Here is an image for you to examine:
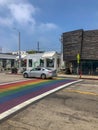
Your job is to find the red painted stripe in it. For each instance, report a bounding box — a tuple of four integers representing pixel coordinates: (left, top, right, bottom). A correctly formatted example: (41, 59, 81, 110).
(0, 79, 42, 89)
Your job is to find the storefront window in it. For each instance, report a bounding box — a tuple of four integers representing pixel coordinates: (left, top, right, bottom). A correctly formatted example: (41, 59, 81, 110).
(46, 58, 54, 67)
(71, 60, 98, 75)
(40, 59, 44, 67)
(81, 60, 98, 75)
(29, 59, 32, 67)
(57, 58, 60, 67)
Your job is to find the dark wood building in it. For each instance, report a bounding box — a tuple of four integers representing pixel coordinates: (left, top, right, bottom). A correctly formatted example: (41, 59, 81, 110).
(82, 30, 98, 60)
(62, 29, 98, 75)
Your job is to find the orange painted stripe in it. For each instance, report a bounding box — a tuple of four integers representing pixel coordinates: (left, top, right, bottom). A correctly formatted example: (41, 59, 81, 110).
(0, 79, 49, 93)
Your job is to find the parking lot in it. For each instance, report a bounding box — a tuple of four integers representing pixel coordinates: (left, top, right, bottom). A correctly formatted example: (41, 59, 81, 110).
(0, 73, 98, 130)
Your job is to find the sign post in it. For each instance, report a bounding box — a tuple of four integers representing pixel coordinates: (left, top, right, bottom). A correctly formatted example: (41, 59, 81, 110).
(77, 53, 80, 64)
(77, 53, 81, 78)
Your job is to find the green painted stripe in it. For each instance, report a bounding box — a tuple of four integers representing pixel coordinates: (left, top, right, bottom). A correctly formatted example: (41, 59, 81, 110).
(0, 79, 57, 98)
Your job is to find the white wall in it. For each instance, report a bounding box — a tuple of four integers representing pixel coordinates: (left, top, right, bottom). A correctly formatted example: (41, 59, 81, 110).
(26, 53, 43, 70)
(25, 52, 61, 71)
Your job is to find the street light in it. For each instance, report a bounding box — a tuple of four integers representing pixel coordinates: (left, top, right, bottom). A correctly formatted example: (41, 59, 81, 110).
(13, 28, 21, 72)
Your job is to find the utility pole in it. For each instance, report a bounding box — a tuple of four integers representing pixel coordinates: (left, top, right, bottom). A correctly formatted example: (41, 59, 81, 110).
(18, 31, 21, 72)
(37, 41, 39, 52)
(14, 28, 21, 72)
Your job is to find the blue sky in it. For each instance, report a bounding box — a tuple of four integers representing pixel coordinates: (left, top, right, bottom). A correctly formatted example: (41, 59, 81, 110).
(0, 0, 98, 53)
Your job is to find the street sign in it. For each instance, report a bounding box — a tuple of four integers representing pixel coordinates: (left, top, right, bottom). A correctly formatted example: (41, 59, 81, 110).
(77, 53, 80, 64)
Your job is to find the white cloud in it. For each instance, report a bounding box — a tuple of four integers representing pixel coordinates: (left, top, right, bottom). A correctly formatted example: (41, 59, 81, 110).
(0, 0, 25, 6)
(0, 17, 13, 26)
(0, 0, 10, 5)
(0, 0, 59, 52)
(8, 3, 36, 25)
(0, 0, 16, 6)
(39, 23, 58, 32)
(0, 0, 58, 31)
(0, 0, 37, 26)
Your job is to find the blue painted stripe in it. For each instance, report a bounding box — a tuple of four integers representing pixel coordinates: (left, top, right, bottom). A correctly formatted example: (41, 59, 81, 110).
(0, 79, 70, 104)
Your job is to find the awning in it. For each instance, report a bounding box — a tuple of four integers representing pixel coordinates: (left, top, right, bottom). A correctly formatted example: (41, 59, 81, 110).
(42, 51, 56, 58)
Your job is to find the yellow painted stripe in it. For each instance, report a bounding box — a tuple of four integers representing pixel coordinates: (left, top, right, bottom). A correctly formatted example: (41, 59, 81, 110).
(0, 78, 60, 93)
(65, 89, 98, 96)
(0, 80, 49, 93)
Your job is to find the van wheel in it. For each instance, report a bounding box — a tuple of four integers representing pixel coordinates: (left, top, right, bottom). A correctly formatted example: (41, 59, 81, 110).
(41, 74, 46, 79)
(23, 73, 28, 78)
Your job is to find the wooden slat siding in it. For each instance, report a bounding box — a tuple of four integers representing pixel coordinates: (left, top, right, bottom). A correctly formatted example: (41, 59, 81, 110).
(82, 30, 98, 60)
(63, 29, 98, 61)
(63, 29, 83, 61)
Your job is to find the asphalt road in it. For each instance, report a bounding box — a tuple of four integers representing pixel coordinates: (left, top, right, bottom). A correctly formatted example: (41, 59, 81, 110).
(0, 75, 98, 130)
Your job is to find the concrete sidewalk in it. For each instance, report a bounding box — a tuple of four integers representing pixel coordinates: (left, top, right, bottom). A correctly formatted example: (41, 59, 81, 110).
(0, 72, 98, 84)
(58, 73, 98, 80)
(0, 72, 24, 83)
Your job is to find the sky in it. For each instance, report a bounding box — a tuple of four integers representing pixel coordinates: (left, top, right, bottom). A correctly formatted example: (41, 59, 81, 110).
(0, 0, 98, 53)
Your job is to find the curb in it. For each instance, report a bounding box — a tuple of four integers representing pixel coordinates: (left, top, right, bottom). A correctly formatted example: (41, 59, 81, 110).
(58, 74, 98, 80)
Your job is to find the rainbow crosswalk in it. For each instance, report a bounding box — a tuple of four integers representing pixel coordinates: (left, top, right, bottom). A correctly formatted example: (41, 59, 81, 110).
(0, 78, 80, 120)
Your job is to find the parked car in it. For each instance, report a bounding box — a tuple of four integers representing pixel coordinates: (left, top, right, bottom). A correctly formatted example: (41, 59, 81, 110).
(23, 67, 57, 79)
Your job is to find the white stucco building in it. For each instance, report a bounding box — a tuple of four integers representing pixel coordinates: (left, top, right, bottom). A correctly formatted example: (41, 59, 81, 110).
(23, 51, 61, 71)
(0, 51, 61, 72)
(0, 53, 17, 71)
